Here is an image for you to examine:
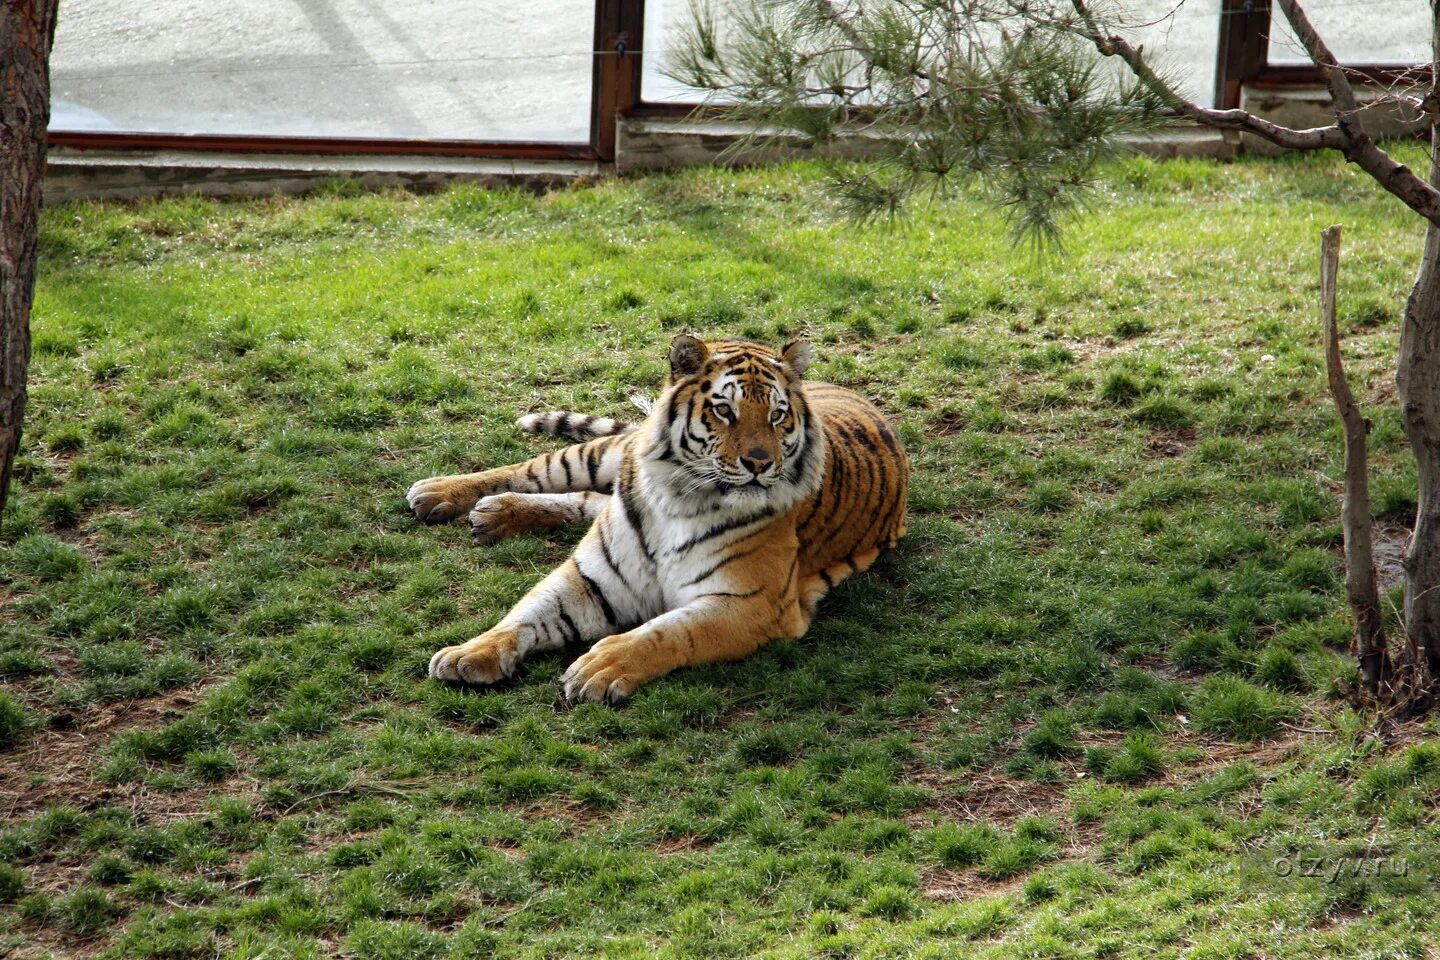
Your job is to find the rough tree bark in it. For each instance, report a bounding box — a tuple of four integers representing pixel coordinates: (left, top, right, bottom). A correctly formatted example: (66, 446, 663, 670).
(1397, 134, 1440, 677)
(0, 0, 61, 518)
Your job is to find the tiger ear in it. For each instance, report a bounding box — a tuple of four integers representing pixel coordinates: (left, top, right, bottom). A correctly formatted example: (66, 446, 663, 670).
(781, 339, 813, 377)
(669, 334, 708, 377)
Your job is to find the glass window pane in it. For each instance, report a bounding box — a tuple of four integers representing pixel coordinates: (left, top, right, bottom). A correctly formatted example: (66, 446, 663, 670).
(50, 0, 595, 142)
(641, 0, 704, 104)
(1268, 1, 1429, 65)
(642, 0, 1221, 108)
(1112, 0, 1221, 108)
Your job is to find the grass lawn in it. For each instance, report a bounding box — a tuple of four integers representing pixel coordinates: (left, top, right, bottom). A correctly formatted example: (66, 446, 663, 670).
(3, 150, 1440, 959)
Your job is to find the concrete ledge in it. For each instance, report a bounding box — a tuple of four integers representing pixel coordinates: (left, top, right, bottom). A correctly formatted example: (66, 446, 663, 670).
(1126, 128, 1238, 160)
(615, 118, 890, 173)
(617, 118, 1235, 173)
(44, 148, 601, 203)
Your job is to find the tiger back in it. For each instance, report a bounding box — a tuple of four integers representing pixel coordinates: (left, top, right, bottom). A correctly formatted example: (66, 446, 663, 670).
(793, 382, 909, 587)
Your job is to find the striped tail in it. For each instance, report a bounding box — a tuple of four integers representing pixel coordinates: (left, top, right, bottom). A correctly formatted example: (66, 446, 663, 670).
(516, 410, 636, 442)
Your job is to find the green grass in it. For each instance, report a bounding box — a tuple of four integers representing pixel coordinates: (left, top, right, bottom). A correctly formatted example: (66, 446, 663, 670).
(3, 150, 1440, 957)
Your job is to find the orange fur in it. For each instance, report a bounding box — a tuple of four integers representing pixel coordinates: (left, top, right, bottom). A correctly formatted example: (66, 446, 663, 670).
(410, 337, 909, 702)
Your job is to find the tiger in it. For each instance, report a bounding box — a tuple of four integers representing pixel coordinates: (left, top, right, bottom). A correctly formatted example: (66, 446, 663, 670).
(406, 335, 909, 704)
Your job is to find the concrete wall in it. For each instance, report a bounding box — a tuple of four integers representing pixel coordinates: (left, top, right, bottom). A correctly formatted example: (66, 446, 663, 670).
(43, 150, 596, 204)
(612, 119, 891, 174)
(44, 121, 1240, 204)
(614, 119, 1236, 175)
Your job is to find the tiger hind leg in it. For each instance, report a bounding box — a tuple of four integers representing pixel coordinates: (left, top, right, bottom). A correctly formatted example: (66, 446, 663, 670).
(470, 491, 609, 544)
(798, 547, 881, 620)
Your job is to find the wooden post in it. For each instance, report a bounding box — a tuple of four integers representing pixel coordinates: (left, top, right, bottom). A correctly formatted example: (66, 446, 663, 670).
(592, 0, 646, 162)
(1213, 0, 1271, 110)
(1321, 225, 1394, 697)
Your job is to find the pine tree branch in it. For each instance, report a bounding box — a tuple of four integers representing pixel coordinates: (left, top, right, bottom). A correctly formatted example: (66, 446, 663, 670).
(810, 0, 930, 80)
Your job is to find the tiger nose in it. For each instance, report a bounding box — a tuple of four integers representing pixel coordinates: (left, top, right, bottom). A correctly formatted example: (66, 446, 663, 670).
(740, 447, 774, 475)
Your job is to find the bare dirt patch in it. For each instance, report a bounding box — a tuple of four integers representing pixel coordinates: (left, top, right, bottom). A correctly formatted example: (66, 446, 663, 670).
(905, 722, 1320, 903)
(0, 682, 235, 822)
(0, 682, 259, 960)
(1367, 375, 1398, 407)
(908, 764, 1103, 904)
(4, 928, 109, 960)
(1145, 426, 1196, 458)
(926, 408, 969, 436)
(654, 835, 707, 856)
(50, 525, 104, 557)
(1373, 525, 1411, 596)
(921, 866, 1028, 903)
(911, 767, 1071, 827)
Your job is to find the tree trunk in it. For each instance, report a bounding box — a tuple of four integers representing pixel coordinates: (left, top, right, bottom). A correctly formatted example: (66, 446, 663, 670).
(1397, 6, 1440, 677)
(0, 0, 61, 520)
(1399, 195, 1440, 676)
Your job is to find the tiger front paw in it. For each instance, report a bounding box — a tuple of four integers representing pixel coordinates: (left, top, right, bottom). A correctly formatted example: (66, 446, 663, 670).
(429, 627, 522, 685)
(470, 493, 539, 544)
(561, 635, 655, 705)
(407, 476, 478, 524)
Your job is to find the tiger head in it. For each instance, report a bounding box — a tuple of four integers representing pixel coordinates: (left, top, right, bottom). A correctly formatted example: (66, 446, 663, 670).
(647, 335, 824, 509)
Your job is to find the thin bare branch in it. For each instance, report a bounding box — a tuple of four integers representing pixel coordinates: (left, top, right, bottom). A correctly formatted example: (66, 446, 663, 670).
(1321, 225, 1393, 697)
(1271, 0, 1440, 225)
(1272, 0, 1361, 124)
(1045, 0, 1440, 224)
(1058, 0, 1344, 150)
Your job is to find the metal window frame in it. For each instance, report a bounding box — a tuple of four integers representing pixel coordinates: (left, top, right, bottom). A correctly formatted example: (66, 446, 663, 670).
(46, 0, 652, 163)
